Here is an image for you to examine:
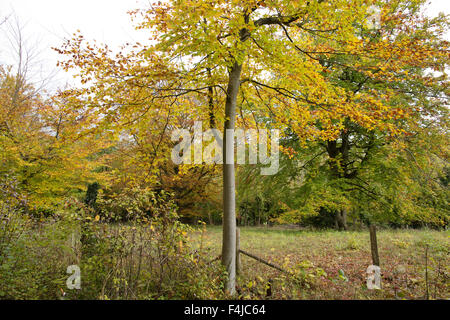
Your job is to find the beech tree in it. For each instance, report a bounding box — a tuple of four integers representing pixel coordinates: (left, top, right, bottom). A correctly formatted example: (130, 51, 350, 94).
(132, 0, 389, 294)
(56, 0, 448, 294)
(0, 21, 105, 211)
(238, 1, 449, 230)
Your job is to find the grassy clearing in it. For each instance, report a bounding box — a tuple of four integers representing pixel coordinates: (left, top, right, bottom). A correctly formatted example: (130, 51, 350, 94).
(3, 216, 447, 300)
(189, 226, 449, 300)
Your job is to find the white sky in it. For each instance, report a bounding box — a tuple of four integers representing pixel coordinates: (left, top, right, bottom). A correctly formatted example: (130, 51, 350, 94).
(0, 0, 449, 91)
(0, 0, 150, 90)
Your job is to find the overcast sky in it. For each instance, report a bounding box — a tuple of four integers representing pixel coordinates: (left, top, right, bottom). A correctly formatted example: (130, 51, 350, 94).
(1, 0, 449, 91)
(0, 0, 150, 90)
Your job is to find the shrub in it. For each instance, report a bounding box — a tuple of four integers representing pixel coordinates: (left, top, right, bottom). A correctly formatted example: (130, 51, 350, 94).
(70, 201, 226, 299)
(1, 186, 225, 300)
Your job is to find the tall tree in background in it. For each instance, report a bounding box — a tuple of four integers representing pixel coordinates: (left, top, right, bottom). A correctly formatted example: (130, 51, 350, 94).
(238, 2, 449, 230)
(0, 20, 106, 211)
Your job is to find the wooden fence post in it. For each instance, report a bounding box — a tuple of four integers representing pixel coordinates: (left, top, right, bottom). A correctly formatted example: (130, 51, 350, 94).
(425, 245, 429, 300)
(369, 224, 380, 266)
(236, 228, 241, 275)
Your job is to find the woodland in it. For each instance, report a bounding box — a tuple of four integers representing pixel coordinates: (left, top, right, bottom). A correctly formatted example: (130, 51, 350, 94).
(0, 0, 448, 300)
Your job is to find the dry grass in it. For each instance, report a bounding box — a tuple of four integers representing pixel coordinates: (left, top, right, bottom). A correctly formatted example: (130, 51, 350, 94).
(189, 226, 450, 300)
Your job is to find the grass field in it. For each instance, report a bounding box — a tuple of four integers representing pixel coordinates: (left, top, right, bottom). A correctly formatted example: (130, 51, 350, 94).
(190, 226, 449, 300)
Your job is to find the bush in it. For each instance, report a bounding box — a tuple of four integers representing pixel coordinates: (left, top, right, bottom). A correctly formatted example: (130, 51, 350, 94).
(301, 207, 336, 229)
(0, 209, 76, 298)
(72, 209, 226, 300)
(0, 187, 225, 300)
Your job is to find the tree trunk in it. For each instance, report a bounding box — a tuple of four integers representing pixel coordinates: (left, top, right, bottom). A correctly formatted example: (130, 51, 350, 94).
(341, 208, 348, 230)
(236, 228, 241, 275)
(369, 224, 380, 266)
(257, 203, 261, 226)
(222, 61, 242, 295)
(335, 209, 348, 231)
(207, 209, 213, 225)
(335, 210, 341, 230)
(207, 67, 216, 128)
